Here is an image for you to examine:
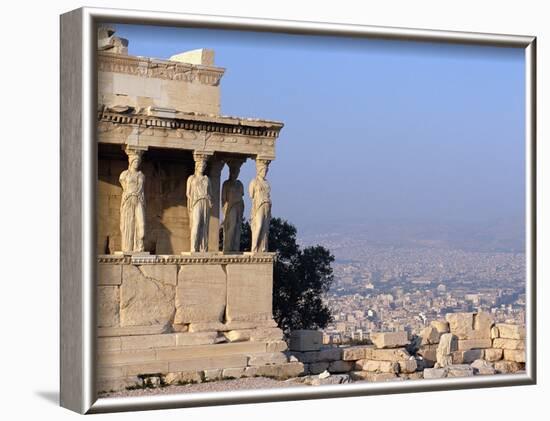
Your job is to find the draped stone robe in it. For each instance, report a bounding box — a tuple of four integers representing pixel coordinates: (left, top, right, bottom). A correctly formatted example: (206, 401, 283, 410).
(222, 179, 244, 252)
(119, 169, 146, 252)
(249, 177, 271, 253)
(187, 173, 212, 252)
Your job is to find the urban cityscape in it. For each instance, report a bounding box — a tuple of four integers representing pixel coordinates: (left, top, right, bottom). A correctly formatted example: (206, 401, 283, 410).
(299, 225, 526, 345)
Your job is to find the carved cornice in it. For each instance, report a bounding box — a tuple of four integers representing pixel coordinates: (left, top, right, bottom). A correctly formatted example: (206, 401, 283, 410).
(97, 253, 276, 265)
(98, 109, 283, 138)
(98, 52, 225, 86)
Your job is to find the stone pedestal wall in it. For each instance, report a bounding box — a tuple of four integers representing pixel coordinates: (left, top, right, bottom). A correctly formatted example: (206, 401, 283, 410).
(96, 254, 301, 392)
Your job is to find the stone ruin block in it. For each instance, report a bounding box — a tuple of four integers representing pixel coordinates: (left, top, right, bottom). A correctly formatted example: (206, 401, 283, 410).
(175, 264, 226, 324)
(289, 330, 323, 352)
(370, 331, 409, 349)
(120, 265, 175, 327)
(445, 312, 494, 340)
(225, 263, 273, 322)
(496, 324, 526, 340)
(98, 286, 120, 328)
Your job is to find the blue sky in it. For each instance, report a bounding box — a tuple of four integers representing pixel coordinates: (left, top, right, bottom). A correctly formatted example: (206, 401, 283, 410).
(111, 24, 525, 239)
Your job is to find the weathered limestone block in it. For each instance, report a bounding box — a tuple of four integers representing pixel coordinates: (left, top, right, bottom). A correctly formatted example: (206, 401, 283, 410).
(494, 360, 523, 373)
(175, 265, 226, 324)
(243, 366, 259, 377)
(451, 351, 464, 364)
(254, 362, 305, 379)
(493, 338, 525, 350)
(247, 352, 288, 366)
(471, 359, 496, 375)
(98, 264, 122, 285)
(503, 349, 526, 363)
(398, 359, 418, 374)
(224, 330, 250, 342)
(226, 263, 273, 322)
(317, 347, 343, 362)
(222, 367, 246, 379)
(496, 324, 526, 340)
(431, 320, 450, 334)
(138, 264, 177, 285)
(463, 349, 484, 364)
(120, 265, 175, 327)
(168, 355, 248, 372)
(370, 331, 409, 349)
(125, 362, 170, 377)
(447, 364, 474, 377)
(267, 341, 288, 352)
(308, 362, 330, 375)
(250, 327, 284, 342)
(473, 312, 494, 336)
(423, 367, 448, 379)
(484, 348, 504, 362)
(289, 330, 323, 352)
(120, 333, 176, 350)
(203, 369, 223, 381)
(98, 286, 120, 328)
(98, 337, 122, 353)
(364, 372, 399, 382)
(175, 332, 218, 346)
(98, 349, 156, 366)
(446, 312, 493, 340)
(290, 351, 320, 364)
(457, 339, 492, 350)
(328, 360, 354, 373)
(436, 333, 458, 367)
(342, 345, 374, 361)
(98, 324, 167, 337)
(491, 326, 500, 339)
(157, 341, 267, 361)
(164, 370, 203, 384)
(370, 348, 410, 362)
(187, 319, 278, 332)
(417, 344, 438, 367)
(420, 326, 441, 345)
(355, 360, 399, 373)
(446, 313, 474, 339)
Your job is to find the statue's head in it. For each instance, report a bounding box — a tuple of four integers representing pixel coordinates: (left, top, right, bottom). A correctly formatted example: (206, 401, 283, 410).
(257, 159, 270, 179)
(228, 160, 242, 180)
(194, 156, 207, 175)
(128, 152, 141, 171)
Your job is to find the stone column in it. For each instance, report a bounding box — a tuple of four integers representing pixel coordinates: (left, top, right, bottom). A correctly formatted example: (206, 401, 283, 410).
(207, 157, 225, 252)
(249, 157, 272, 253)
(222, 158, 246, 252)
(116, 145, 149, 255)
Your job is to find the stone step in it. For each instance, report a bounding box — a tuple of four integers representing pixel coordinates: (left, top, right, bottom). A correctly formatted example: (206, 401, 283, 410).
(98, 340, 269, 365)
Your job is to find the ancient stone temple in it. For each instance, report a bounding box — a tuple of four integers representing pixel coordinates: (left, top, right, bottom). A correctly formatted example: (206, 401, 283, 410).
(95, 28, 302, 391)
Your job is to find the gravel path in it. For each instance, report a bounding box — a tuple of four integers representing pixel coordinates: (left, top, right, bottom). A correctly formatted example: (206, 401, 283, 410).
(99, 377, 306, 398)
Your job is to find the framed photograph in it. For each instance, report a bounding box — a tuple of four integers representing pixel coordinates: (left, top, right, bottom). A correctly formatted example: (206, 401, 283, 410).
(60, 7, 536, 414)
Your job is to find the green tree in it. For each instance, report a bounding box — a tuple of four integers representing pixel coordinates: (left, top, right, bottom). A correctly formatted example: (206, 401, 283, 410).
(222, 217, 335, 334)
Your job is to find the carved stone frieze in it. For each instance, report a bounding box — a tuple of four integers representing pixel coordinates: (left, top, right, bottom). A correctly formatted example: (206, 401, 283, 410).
(98, 52, 225, 86)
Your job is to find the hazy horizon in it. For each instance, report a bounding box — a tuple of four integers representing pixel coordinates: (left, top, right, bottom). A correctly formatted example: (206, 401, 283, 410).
(111, 24, 526, 251)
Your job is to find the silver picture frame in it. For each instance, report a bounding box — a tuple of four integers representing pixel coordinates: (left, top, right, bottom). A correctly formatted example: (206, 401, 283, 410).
(60, 6, 536, 414)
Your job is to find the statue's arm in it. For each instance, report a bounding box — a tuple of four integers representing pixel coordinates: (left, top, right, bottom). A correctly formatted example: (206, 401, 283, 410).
(119, 170, 127, 189)
(248, 179, 255, 200)
(186, 176, 192, 201)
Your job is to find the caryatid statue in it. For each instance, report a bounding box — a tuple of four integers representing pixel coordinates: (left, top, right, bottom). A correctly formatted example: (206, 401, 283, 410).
(249, 159, 272, 253)
(119, 147, 146, 253)
(187, 154, 213, 252)
(222, 159, 245, 252)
